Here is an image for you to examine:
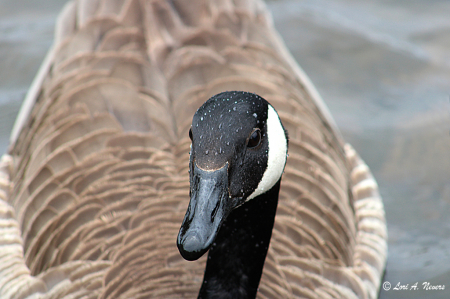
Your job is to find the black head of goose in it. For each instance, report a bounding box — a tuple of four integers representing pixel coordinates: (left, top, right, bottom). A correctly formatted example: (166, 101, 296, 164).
(178, 91, 288, 298)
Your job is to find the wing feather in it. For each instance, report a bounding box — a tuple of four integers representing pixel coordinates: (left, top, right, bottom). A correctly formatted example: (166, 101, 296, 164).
(0, 0, 386, 298)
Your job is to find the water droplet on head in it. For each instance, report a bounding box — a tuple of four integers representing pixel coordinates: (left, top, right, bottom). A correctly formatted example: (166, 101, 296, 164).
(253, 113, 257, 118)
(205, 150, 209, 155)
(200, 116, 204, 121)
(233, 107, 237, 111)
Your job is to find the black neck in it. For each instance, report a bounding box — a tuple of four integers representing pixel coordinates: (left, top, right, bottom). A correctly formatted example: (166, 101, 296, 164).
(198, 180, 281, 299)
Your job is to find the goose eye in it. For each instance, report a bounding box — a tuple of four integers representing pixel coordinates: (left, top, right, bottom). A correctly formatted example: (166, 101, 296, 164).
(247, 129, 261, 148)
(189, 128, 193, 140)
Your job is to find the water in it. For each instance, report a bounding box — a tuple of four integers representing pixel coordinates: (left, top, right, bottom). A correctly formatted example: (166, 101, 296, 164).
(1, 0, 449, 298)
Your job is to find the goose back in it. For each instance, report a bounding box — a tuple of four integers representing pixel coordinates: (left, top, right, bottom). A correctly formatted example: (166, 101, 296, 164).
(0, 0, 387, 298)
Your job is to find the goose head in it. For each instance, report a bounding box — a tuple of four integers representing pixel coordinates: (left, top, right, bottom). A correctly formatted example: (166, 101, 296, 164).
(177, 91, 288, 261)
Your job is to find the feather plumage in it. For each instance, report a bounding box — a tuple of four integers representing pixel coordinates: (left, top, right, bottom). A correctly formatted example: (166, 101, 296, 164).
(0, 0, 386, 298)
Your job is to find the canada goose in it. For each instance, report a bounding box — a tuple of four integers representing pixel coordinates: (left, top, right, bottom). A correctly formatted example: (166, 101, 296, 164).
(0, 0, 387, 298)
(177, 91, 289, 298)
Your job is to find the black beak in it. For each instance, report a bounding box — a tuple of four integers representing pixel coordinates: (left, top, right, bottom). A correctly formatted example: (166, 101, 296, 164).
(177, 163, 231, 261)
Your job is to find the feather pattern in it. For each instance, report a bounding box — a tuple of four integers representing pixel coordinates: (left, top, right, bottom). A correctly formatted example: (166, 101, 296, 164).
(0, 0, 386, 298)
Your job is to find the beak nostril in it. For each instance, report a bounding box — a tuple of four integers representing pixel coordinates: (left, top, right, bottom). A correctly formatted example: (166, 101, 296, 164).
(178, 163, 231, 261)
(211, 201, 220, 222)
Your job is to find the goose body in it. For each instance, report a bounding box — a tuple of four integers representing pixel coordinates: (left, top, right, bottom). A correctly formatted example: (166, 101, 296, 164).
(0, 0, 387, 298)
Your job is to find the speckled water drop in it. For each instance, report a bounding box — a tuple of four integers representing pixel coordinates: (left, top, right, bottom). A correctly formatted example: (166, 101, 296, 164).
(205, 150, 209, 155)
(200, 116, 204, 121)
(253, 113, 257, 118)
(233, 107, 237, 111)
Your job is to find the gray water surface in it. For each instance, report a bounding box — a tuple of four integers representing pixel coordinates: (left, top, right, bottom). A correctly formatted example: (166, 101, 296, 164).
(1, 0, 449, 298)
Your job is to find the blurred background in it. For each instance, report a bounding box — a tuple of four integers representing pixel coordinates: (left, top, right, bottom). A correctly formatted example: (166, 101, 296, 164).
(0, 0, 449, 298)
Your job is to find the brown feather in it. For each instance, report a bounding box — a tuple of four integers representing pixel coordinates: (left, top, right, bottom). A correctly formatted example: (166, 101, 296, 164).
(0, 0, 386, 298)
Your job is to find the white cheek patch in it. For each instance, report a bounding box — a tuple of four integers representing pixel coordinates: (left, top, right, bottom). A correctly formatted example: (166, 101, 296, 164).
(247, 105, 287, 200)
